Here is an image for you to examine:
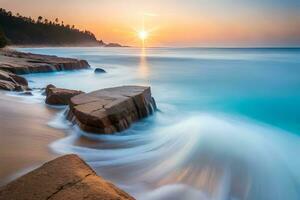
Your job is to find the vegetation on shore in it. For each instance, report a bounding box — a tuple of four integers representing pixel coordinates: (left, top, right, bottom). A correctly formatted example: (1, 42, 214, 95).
(0, 24, 7, 48)
(0, 8, 105, 47)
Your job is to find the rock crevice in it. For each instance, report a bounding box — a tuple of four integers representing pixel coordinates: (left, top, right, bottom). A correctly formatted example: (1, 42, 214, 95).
(46, 173, 93, 200)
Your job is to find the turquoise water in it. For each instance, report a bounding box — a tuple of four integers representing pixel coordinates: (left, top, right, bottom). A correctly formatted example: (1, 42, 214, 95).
(19, 47, 300, 200)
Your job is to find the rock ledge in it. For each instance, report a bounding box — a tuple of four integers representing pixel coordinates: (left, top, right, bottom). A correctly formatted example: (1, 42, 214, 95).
(0, 49, 90, 74)
(0, 49, 90, 91)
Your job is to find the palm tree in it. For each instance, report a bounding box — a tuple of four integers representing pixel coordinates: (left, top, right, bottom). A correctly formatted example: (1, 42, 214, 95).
(55, 18, 59, 24)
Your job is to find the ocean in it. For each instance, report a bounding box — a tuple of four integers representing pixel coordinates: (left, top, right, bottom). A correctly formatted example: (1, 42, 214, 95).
(18, 47, 300, 200)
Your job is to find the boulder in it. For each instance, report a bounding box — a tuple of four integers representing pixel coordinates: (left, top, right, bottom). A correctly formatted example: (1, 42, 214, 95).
(45, 86, 84, 105)
(68, 86, 157, 134)
(10, 73, 28, 86)
(0, 69, 28, 91)
(0, 80, 16, 91)
(0, 154, 135, 200)
(45, 84, 56, 96)
(94, 68, 106, 73)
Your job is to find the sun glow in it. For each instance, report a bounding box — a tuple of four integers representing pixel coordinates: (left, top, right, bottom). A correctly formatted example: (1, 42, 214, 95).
(138, 30, 148, 41)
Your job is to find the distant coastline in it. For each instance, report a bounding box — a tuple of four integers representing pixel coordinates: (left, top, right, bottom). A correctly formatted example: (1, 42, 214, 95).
(7, 43, 130, 48)
(0, 8, 126, 48)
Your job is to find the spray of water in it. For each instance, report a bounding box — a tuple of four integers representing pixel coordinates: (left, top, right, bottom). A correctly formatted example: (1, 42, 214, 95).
(49, 110, 300, 200)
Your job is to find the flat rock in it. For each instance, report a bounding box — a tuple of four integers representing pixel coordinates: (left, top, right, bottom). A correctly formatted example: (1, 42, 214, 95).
(45, 85, 84, 105)
(0, 49, 91, 91)
(0, 49, 90, 74)
(0, 154, 135, 200)
(68, 86, 157, 134)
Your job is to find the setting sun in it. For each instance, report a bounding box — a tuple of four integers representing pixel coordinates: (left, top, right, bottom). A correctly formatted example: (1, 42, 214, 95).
(138, 30, 148, 41)
(1, 1, 300, 200)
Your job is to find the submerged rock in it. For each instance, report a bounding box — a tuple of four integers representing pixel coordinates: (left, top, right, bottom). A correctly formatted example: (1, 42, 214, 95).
(0, 154, 135, 200)
(94, 68, 106, 73)
(68, 86, 157, 134)
(20, 91, 33, 96)
(45, 85, 84, 105)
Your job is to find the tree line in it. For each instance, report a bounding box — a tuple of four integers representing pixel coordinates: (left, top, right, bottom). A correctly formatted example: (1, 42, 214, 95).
(0, 8, 104, 47)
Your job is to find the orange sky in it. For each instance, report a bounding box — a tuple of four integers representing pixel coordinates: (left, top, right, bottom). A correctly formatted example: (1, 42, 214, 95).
(1, 0, 300, 47)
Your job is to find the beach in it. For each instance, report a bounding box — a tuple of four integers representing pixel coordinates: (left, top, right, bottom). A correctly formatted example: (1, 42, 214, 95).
(0, 92, 64, 186)
(1, 0, 299, 198)
(1, 47, 300, 199)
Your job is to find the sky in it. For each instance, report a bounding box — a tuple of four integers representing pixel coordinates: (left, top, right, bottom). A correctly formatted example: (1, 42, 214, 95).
(1, 0, 300, 47)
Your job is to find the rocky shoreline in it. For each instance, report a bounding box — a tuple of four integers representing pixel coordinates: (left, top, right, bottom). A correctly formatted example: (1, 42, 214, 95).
(0, 155, 135, 200)
(0, 49, 90, 91)
(0, 48, 157, 199)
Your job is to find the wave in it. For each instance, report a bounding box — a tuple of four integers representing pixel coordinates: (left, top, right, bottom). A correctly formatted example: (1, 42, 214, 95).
(49, 109, 300, 200)
(11, 47, 300, 199)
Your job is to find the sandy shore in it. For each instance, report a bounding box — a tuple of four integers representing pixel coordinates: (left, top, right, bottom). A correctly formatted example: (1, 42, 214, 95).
(0, 92, 64, 186)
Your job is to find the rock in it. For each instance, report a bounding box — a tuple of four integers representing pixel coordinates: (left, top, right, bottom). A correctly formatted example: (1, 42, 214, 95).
(46, 86, 84, 105)
(0, 80, 16, 91)
(0, 49, 91, 91)
(94, 68, 106, 73)
(0, 154, 135, 200)
(68, 86, 157, 134)
(0, 69, 28, 91)
(0, 49, 90, 75)
(10, 73, 28, 86)
(45, 84, 56, 96)
(104, 43, 123, 47)
(20, 91, 33, 96)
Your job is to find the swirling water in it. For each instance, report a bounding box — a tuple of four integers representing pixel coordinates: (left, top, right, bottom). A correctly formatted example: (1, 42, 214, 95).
(19, 47, 300, 200)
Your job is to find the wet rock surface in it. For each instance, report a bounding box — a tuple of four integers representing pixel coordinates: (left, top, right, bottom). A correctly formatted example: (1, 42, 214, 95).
(45, 85, 84, 105)
(45, 84, 56, 96)
(94, 68, 106, 73)
(0, 49, 90, 74)
(68, 86, 157, 134)
(0, 154, 135, 200)
(0, 49, 90, 91)
(0, 69, 28, 91)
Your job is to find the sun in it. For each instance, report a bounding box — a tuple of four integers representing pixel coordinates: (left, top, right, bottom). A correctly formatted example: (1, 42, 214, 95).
(138, 30, 148, 41)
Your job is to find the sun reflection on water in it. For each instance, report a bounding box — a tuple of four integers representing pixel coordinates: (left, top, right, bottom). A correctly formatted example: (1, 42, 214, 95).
(138, 48, 150, 79)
